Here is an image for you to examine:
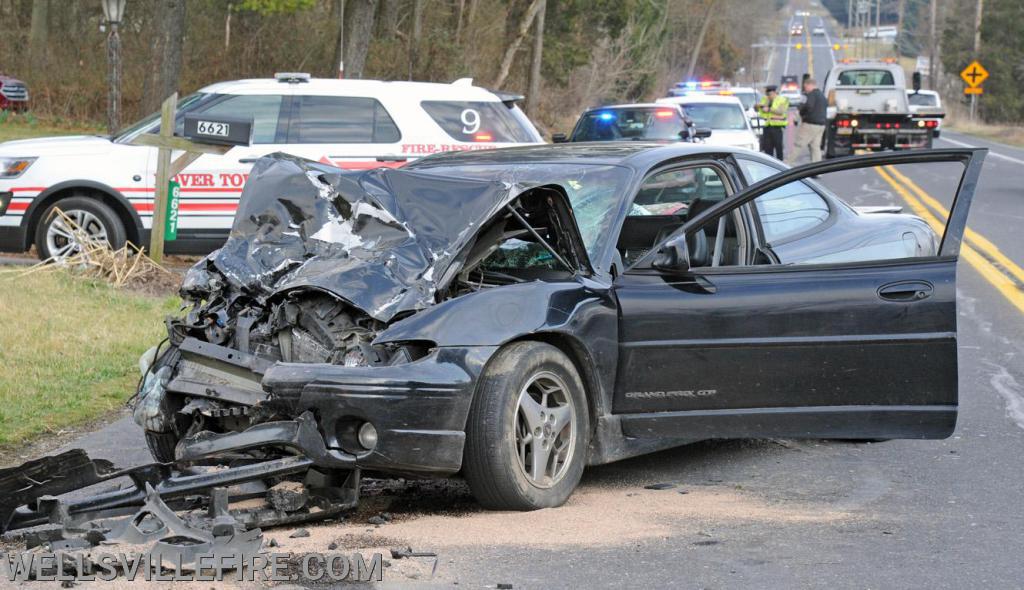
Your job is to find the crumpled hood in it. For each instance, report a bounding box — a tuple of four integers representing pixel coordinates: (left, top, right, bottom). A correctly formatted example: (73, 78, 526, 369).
(182, 153, 518, 322)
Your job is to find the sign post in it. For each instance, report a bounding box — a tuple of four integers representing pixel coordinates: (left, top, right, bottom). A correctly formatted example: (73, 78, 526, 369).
(166, 180, 181, 241)
(960, 60, 989, 122)
(130, 95, 251, 263)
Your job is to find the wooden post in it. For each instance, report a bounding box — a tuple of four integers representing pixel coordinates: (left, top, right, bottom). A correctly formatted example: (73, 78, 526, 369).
(130, 97, 233, 262)
(149, 93, 177, 264)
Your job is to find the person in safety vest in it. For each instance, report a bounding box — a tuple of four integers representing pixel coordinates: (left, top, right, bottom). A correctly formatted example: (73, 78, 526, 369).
(757, 85, 789, 160)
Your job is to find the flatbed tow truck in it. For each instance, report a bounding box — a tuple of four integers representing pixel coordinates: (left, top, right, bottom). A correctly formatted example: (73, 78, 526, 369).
(823, 59, 944, 158)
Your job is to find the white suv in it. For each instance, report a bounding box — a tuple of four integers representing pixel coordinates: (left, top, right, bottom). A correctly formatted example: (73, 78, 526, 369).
(0, 74, 542, 259)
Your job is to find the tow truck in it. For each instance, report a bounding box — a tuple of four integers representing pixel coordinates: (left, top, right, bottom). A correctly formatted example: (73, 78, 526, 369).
(823, 59, 943, 158)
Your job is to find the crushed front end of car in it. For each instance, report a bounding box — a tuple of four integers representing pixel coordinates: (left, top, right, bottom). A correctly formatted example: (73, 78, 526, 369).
(1, 152, 592, 549)
(138, 153, 526, 478)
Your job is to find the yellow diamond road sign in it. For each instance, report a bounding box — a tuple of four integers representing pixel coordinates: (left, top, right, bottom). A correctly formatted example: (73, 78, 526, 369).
(960, 60, 988, 88)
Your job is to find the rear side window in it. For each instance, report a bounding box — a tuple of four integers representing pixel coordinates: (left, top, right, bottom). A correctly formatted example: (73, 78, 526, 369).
(290, 96, 401, 143)
(754, 182, 830, 244)
(420, 101, 535, 142)
(196, 95, 284, 144)
(737, 158, 784, 184)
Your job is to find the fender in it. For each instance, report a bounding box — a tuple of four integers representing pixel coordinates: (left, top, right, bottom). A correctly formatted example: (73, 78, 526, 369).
(374, 278, 620, 430)
(19, 180, 145, 249)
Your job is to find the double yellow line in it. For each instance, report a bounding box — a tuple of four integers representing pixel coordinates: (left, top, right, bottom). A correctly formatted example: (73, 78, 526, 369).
(875, 166, 1024, 314)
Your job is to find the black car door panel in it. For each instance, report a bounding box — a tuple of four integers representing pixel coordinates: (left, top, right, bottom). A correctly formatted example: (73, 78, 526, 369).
(612, 148, 986, 441)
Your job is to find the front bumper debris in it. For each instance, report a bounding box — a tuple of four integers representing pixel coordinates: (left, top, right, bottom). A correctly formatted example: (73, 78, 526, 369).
(0, 416, 359, 564)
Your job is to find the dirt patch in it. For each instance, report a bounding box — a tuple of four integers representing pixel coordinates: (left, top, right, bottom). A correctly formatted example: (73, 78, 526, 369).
(268, 479, 855, 556)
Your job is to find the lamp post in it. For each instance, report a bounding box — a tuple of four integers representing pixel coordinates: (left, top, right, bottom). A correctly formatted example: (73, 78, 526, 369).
(102, 0, 127, 135)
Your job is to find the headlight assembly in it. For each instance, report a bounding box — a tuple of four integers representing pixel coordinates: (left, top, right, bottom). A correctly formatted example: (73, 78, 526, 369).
(0, 157, 36, 178)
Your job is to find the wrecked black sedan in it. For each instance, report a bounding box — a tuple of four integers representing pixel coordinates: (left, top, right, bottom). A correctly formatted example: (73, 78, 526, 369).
(134, 144, 984, 510)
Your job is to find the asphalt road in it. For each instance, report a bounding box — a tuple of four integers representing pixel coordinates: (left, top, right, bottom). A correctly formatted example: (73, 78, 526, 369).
(18, 11, 1024, 590)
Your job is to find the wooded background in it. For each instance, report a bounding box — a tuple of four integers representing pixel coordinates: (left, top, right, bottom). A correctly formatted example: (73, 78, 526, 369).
(5, 0, 772, 135)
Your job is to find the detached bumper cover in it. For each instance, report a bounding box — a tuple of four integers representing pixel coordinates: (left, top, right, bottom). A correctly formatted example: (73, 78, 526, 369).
(261, 346, 497, 475)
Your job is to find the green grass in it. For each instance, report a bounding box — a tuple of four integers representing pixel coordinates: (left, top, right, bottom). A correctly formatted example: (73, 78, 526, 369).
(0, 112, 104, 142)
(0, 270, 179, 446)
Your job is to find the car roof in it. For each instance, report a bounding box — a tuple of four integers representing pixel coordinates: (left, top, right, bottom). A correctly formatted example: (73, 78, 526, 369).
(582, 103, 680, 112)
(196, 77, 505, 101)
(658, 94, 744, 106)
(405, 141, 771, 171)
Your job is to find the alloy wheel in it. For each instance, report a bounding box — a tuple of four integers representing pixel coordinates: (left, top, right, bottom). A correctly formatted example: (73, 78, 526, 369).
(45, 209, 109, 260)
(513, 371, 577, 488)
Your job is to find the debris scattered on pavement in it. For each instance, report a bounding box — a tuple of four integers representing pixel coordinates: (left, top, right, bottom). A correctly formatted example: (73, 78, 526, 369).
(290, 528, 311, 538)
(644, 482, 676, 490)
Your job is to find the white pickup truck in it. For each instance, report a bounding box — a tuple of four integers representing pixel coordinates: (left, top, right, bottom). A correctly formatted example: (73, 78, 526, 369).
(822, 61, 942, 158)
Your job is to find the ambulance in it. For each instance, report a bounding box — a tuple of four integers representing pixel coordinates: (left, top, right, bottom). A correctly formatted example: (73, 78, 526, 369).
(0, 74, 543, 259)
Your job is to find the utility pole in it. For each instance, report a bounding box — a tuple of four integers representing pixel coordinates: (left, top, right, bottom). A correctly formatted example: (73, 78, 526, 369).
(928, 0, 937, 89)
(970, 0, 983, 121)
(896, 0, 905, 53)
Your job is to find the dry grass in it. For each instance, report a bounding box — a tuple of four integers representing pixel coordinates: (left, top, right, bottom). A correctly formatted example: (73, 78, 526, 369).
(14, 209, 183, 295)
(945, 118, 1024, 149)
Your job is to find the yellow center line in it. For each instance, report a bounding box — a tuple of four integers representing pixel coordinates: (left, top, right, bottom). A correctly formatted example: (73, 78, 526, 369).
(874, 167, 1024, 315)
(884, 165, 1024, 285)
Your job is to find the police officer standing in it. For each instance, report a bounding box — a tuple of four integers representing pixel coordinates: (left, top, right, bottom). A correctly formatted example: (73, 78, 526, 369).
(757, 85, 789, 160)
(788, 78, 828, 164)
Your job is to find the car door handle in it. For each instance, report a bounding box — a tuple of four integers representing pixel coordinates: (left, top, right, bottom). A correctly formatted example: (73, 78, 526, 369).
(878, 281, 933, 302)
(238, 158, 259, 163)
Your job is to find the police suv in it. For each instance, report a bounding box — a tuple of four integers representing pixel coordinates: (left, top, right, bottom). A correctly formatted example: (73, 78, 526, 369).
(0, 74, 543, 259)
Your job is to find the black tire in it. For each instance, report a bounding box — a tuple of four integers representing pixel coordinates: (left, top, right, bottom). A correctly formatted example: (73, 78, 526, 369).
(145, 430, 178, 463)
(462, 341, 590, 510)
(34, 195, 127, 260)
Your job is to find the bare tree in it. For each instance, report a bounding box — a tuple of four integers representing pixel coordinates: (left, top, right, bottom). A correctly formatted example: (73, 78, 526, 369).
(493, 0, 544, 88)
(345, 0, 377, 78)
(29, 0, 48, 73)
(466, 0, 478, 30)
(378, 0, 399, 38)
(685, 0, 715, 79)
(412, 0, 424, 42)
(160, 0, 187, 104)
(143, 0, 187, 112)
(526, 0, 546, 114)
(455, 0, 465, 42)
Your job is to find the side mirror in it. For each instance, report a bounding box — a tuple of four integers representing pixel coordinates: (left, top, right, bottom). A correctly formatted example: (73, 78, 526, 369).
(912, 71, 922, 93)
(693, 127, 713, 139)
(652, 235, 691, 272)
(551, 133, 569, 143)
